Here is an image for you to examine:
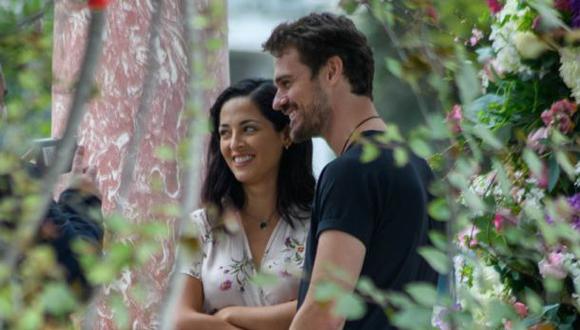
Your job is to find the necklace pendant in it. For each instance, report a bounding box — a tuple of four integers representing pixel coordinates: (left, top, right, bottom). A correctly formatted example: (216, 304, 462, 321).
(260, 221, 268, 230)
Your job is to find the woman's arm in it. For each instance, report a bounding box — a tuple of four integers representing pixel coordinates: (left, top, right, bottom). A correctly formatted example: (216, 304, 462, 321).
(214, 300, 297, 330)
(174, 275, 243, 330)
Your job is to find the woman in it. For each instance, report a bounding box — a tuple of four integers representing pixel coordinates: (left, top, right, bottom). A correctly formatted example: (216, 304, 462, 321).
(175, 78, 315, 330)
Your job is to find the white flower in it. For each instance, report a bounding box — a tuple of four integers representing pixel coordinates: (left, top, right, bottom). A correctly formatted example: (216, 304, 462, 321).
(560, 47, 580, 104)
(513, 31, 549, 59)
(489, 0, 533, 75)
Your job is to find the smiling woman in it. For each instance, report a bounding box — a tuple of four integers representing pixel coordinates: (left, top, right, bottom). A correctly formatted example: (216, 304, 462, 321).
(175, 78, 315, 330)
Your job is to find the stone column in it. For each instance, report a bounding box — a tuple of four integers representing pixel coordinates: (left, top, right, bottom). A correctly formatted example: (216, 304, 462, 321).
(51, 0, 229, 328)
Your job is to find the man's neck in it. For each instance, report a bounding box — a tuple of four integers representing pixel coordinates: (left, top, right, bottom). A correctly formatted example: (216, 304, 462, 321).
(322, 95, 386, 155)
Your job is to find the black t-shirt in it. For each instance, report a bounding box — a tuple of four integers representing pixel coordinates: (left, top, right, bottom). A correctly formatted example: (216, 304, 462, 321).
(297, 131, 442, 329)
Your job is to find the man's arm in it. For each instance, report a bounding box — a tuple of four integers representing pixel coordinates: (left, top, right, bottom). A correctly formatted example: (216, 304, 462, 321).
(290, 230, 366, 330)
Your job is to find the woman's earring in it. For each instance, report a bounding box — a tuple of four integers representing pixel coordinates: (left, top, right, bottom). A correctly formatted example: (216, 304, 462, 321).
(284, 142, 291, 150)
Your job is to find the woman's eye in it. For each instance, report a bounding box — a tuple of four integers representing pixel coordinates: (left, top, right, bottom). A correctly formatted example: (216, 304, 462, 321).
(218, 130, 230, 138)
(244, 126, 257, 133)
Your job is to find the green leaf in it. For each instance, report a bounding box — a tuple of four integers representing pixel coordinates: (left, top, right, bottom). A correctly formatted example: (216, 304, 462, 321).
(555, 151, 575, 179)
(154, 145, 175, 161)
(385, 57, 402, 78)
(40, 283, 77, 316)
(250, 272, 279, 287)
(456, 59, 481, 104)
(428, 198, 451, 221)
(492, 158, 512, 198)
(429, 230, 448, 251)
(391, 306, 434, 329)
(471, 124, 503, 150)
(528, 0, 567, 29)
(88, 262, 117, 284)
(334, 292, 366, 320)
(418, 247, 449, 274)
(357, 277, 387, 305)
(405, 283, 437, 307)
(522, 148, 542, 178)
(361, 142, 380, 163)
(314, 281, 343, 302)
(463, 190, 486, 212)
(17, 308, 43, 330)
(409, 137, 432, 159)
(206, 37, 222, 51)
(547, 154, 560, 192)
(394, 147, 408, 167)
(339, 0, 361, 14)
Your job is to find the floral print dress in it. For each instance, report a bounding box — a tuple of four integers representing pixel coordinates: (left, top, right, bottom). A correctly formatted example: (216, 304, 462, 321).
(184, 208, 309, 313)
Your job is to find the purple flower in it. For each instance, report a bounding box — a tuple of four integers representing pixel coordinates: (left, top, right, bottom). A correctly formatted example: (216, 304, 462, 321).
(572, 0, 580, 28)
(568, 193, 580, 230)
(538, 252, 567, 279)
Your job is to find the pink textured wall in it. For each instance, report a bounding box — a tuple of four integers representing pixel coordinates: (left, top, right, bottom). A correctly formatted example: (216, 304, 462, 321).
(52, 0, 229, 328)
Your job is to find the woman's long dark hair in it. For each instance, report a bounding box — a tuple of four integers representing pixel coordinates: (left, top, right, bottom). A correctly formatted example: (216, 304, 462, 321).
(201, 78, 314, 225)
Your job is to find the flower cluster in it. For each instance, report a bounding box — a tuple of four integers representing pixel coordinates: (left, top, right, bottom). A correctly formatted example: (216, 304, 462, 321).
(450, 1, 580, 328)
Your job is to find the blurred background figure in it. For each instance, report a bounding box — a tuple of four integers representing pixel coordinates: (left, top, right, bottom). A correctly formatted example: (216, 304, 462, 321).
(0, 63, 103, 310)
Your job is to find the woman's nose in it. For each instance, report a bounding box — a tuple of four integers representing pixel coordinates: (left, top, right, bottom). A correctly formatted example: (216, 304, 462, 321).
(230, 131, 244, 149)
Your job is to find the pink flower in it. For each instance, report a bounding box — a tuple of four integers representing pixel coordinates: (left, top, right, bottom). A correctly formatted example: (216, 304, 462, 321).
(538, 252, 567, 279)
(493, 214, 505, 231)
(487, 0, 503, 14)
(457, 226, 479, 248)
(469, 28, 484, 47)
(527, 127, 549, 153)
(513, 301, 529, 318)
(219, 279, 232, 291)
(426, 6, 438, 24)
(551, 99, 577, 116)
(446, 104, 463, 134)
(493, 209, 517, 231)
(541, 109, 554, 126)
(532, 163, 549, 189)
(541, 99, 577, 134)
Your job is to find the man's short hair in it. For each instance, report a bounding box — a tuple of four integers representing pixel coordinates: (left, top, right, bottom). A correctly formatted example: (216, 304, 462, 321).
(263, 12, 375, 99)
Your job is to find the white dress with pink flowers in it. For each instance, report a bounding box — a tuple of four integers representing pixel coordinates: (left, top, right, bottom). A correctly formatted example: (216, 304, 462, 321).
(184, 208, 309, 313)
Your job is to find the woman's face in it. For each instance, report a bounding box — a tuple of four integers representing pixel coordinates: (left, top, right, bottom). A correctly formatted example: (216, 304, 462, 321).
(218, 97, 289, 186)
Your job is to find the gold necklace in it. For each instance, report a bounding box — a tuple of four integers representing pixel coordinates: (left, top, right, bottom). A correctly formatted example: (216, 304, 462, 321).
(340, 115, 381, 155)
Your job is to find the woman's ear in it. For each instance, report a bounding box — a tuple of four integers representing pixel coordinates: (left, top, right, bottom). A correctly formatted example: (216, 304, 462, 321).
(281, 126, 292, 149)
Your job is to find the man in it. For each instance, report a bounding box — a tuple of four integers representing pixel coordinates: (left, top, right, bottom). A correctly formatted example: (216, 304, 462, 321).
(0, 63, 103, 303)
(263, 13, 441, 329)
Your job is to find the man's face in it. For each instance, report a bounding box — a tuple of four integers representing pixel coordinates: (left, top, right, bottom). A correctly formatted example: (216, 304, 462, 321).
(272, 47, 331, 142)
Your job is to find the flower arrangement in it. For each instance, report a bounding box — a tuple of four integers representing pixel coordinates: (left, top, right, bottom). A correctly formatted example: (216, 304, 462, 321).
(448, 0, 580, 328)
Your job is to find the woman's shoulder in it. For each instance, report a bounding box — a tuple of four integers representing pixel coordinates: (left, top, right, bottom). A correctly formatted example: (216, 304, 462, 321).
(189, 208, 212, 237)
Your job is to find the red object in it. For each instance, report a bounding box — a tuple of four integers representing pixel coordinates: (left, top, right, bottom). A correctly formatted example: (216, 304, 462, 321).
(487, 0, 503, 14)
(88, 0, 110, 10)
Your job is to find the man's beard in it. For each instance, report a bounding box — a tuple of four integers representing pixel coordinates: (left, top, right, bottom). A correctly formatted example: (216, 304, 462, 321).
(291, 88, 331, 143)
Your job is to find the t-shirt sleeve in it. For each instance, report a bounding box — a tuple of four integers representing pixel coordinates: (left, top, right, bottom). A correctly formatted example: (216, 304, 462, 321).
(315, 159, 384, 248)
(182, 209, 210, 279)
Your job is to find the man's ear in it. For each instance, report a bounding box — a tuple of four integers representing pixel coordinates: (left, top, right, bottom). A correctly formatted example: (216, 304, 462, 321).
(325, 55, 344, 85)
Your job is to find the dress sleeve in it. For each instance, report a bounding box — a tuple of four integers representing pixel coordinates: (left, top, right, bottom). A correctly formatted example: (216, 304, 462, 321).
(182, 208, 210, 279)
